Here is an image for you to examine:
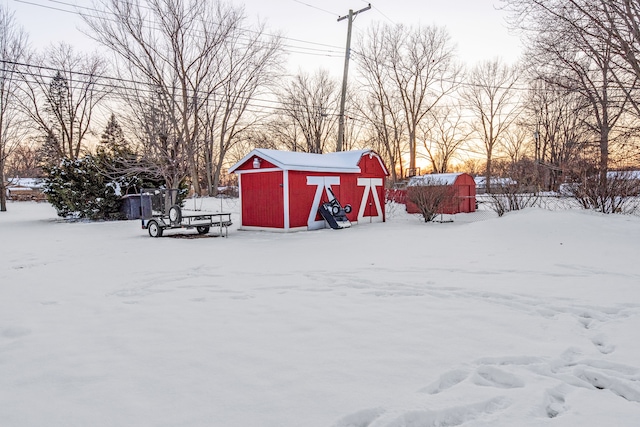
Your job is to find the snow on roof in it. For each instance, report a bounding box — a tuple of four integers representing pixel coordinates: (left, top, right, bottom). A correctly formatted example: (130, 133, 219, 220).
(474, 176, 517, 187)
(607, 170, 640, 180)
(408, 173, 463, 186)
(5, 177, 45, 189)
(229, 148, 379, 173)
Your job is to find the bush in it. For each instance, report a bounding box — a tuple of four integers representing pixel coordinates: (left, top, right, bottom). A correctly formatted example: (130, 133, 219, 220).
(43, 156, 124, 220)
(407, 178, 455, 222)
(487, 182, 540, 217)
(563, 170, 640, 214)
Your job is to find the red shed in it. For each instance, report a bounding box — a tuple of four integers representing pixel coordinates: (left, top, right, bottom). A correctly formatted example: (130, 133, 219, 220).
(229, 149, 389, 231)
(405, 173, 476, 215)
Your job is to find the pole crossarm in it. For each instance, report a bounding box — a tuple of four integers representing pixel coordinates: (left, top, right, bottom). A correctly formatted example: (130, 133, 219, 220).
(337, 4, 372, 22)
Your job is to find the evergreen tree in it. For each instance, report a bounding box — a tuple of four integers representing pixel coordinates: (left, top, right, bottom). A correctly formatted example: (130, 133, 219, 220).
(37, 130, 61, 168)
(43, 156, 123, 220)
(44, 71, 70, 162)
(95, 113, 147, 196)
(98, 113, 129, 156)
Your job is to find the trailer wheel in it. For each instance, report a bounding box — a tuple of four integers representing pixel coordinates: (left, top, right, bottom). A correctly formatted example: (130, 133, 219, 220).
(169, 205, 182, 224)
(344, 204, 352, 214)
(196, 226, 210, 235)
(148, 220, 163, 238)
(331, 205, 340, 215)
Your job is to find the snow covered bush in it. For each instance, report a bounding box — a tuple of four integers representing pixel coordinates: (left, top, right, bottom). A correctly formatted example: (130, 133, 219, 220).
(563, 166, 640, 214)
(43, 156, 124, 220)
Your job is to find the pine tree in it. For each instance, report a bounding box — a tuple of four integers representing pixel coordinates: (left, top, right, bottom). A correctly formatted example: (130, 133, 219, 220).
(98, 113, 129, 156)
(43, 156, 122, 220)
(44, 71, 70, 161)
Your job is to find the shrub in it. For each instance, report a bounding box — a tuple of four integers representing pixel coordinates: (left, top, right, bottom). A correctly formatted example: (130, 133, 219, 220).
(407, 178, 455, 222)
(487, 182, 540, 217)
(563, 170, 640, 214)
(43, 156, 124, 220)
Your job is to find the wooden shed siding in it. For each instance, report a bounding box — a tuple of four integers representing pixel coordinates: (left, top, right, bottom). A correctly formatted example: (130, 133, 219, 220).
(358, 154, 387, 178)
(240, 171, 285, 228)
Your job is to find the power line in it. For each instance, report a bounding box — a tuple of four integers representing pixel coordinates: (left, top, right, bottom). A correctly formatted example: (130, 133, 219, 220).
(292, 0, 338, 17)
(361, 1, 395, 25)
(1, 59, 347, 116)
(13, 0, 346, 56)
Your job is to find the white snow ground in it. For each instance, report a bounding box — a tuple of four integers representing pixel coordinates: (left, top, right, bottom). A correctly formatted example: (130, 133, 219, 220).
(1, 199, 639, 427)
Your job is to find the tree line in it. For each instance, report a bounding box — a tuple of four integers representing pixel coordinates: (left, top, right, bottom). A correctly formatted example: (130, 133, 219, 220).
(2, 0, 640, 214)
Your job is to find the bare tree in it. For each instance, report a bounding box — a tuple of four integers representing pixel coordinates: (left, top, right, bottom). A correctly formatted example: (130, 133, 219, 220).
(201, 22, 282, 195)
(84, 0, 233, 192)
(5, 141, 42, 178)
(384, 24, 460, 175)
(83, 0, 280, 193)
(501, 124, 530, 165)
(360, 25, 460, 177)
(523, 79, 590, 190)
(355, 23, 406, 182)
(503, 0, 640, 196)
(18, 43, 107, 163)
(0, 5, 29, 211)
(419, 103, 469, 173)
(275, 69, 340, 153)
(462, 59, 521, 193)
(503, 0, 640, 115)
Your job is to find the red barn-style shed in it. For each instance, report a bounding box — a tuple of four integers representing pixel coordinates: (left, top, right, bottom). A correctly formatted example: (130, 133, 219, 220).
(405, 173, 476, 215)
(229, 149, 389, 231)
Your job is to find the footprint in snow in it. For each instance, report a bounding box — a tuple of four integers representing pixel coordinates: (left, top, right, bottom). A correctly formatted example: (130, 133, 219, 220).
(362, 396, 510, 427)
(591, 334, 615, 354)
(542, 387, 568, 418)
(419, 369, 469, 394)
(575, 368, 640, 402)
(331, 407, 385, 427)
(472, 366, 525, 389)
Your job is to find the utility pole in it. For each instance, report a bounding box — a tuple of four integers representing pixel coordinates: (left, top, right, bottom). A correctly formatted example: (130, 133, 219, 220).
(336, 3, 371, 152)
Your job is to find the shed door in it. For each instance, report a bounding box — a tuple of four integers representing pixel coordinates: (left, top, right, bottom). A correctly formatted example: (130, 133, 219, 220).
(241, 171, 285, 228)
(458, 185, 470, 213)
(357, 178, 384, 223)
(306, 176, 341, 230)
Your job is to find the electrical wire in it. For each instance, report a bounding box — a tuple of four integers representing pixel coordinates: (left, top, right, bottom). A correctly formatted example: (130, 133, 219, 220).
(13, 0, 346, 58)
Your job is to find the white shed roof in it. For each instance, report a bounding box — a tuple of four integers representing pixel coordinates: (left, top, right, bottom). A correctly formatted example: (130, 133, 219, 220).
(474, 176, 517, 187)
(408, 173, 463, 186)
(229, 149, 385, 174)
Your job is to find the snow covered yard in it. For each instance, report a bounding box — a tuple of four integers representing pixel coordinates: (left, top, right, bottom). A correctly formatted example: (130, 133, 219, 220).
(1, 200, 639, 427)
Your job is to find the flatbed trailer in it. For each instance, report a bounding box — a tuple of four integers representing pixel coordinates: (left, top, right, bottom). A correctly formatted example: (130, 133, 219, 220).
(140, 188, 232, 238)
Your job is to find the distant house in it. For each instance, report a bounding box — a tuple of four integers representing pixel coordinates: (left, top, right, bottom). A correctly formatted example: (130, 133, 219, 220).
(5, 178, 46, 201)
(607, 170, 640, 180)
(474, 176, 517, 194)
